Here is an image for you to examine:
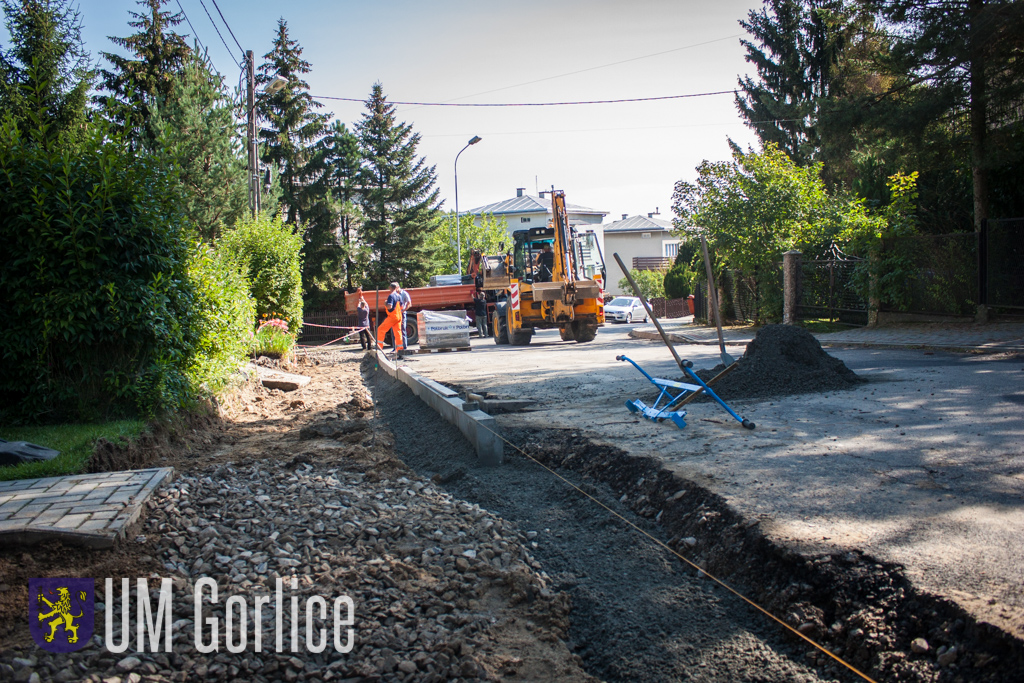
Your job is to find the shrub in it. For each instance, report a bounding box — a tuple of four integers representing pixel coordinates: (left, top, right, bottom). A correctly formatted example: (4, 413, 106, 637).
(618, 269, 666, 300)
(252, 318, 295, 358)
(0, 118, 196, 422)
(185, 243, 256, 395)
(663, 262, 696, 299)
(222, 213, 304, 331)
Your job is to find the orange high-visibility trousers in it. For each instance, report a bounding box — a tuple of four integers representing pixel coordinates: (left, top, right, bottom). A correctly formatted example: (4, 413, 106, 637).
(376, 307, 404, 350)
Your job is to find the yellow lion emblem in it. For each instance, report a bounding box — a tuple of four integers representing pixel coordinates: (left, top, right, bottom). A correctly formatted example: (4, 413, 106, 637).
(36, 587, 86, 644)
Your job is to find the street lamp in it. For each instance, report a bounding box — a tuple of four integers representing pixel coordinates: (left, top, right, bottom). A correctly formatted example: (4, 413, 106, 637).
(454, 135, 482, 276)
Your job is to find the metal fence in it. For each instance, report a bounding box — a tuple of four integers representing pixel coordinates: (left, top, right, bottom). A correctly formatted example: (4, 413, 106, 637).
(298, 310, 359, 344)
(691, 269, 779, 324)
(648, 297, 691, 319)
(984, 218, 1024, 310)
(797, 248, 869, 325)
(880, 232, 978, 316)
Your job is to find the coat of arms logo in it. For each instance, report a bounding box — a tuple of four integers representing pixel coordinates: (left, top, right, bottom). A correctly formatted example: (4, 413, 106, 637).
(29, 578, 94, 653)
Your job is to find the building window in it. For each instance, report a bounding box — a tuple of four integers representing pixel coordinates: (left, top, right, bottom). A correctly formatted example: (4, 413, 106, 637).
(641, 232, 651, 239)
(664, 242, 678, 258)
(521, 217, 531, 223)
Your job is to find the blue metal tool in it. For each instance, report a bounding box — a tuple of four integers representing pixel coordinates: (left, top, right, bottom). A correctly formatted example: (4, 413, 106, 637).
(611, 252, 756, 431)
(616, 355, 755, 430)
(616, 355, 698, 428)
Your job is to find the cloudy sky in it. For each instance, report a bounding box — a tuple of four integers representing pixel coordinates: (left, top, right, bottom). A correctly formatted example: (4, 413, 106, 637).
(36, 0, 763, 222)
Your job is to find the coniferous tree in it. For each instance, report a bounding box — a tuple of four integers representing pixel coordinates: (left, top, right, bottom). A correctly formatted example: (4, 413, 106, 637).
(356, 83, 441, 288)
(97, 0, 191, 145)
(150, 49, 248, 241)
(319, 120, 364, 290)
(256, 18, 329, 227)
(735, 0, 857, 169)
(865, 0, 1024, 229)
(0, 0, 92, 144)
(256, 18, 338, 294)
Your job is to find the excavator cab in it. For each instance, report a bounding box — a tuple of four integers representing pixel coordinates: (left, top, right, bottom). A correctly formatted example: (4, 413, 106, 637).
(511, 227, 556, 283)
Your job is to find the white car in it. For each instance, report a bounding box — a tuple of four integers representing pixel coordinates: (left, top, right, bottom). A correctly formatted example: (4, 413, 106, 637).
(605, 296, 648, 324)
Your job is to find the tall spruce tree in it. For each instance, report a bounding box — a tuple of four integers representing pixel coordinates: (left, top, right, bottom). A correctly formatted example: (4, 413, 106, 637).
(256, 18, 338, 293)
(355, 83, 441, 289)
(256, 18, 328, 227)
(319, 120, 363, 290)
(736, 1, 871, 171)
(0, 0, 92, 144)
(97, 0, 191, 145)
(150, 49, 248, 241)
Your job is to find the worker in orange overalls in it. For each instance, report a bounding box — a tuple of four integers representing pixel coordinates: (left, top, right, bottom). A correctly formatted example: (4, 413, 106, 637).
(376, 282, 404, 352)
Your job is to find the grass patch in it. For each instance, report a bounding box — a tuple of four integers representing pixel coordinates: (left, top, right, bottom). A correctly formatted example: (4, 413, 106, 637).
(798, 319, 856, 334)
(0, 420, 145, 482)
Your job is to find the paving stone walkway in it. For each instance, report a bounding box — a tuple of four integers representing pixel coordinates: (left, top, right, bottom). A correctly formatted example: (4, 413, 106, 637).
(0, 467, 174, 548)
(632, 320, 1024, 352)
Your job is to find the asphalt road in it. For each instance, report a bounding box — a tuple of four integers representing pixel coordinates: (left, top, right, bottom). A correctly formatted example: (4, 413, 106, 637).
(398, 322, 1024, 640)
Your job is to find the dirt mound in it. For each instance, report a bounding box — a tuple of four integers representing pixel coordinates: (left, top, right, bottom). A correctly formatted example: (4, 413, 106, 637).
(693, 324, 864, 400)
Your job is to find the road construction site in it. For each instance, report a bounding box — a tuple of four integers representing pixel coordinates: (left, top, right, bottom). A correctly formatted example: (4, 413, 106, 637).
(378, 320, 1024, 681)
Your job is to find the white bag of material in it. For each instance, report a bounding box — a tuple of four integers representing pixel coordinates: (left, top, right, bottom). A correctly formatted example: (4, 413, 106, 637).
(417, 310, 471, 349)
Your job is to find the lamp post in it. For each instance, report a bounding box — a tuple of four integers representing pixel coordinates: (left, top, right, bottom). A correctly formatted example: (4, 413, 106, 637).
(454, 135, 482, 276)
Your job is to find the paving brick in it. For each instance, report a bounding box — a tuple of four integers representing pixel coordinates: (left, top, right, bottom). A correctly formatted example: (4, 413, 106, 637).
(69, 503, 124, 515)
(0, 468, 173, 546)
(12, 503, 51, 519)
(0, 499, 28, 514)
(51, 513, 89, 529)
(33, 508, 71, 525)
(77, 519, 111, 532)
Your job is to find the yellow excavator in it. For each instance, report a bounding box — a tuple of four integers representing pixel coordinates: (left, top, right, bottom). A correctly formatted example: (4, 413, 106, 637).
(481, 190, 605, 345)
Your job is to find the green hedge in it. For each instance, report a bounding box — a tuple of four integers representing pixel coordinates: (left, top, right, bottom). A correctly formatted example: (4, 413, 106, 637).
(222, 212, 304, 332)
(0, 119, 197, 421)
(186, 243, 256, 395)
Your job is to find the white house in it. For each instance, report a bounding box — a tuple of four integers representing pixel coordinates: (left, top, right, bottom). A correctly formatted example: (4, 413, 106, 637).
(464, 188, 609, 256)
(603, 213, 679, 295)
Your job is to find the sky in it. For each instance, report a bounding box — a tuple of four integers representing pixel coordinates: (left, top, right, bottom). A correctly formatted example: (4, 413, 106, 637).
(16, 0, 764, 223)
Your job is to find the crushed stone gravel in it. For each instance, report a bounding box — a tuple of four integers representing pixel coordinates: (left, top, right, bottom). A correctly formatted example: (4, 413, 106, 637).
(370, 365, 837, 683)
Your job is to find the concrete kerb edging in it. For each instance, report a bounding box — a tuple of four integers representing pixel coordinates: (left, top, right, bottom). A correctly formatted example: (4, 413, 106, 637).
(375, 353, 503, 466)
(628, 327, 1024, 354)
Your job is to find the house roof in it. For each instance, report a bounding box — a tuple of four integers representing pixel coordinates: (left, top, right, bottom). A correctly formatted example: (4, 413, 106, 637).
(465, 193, 607, 217)
(603, 214, 674, 234)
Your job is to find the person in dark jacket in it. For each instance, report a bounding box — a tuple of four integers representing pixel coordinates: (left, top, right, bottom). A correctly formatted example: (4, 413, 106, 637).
(356, 293, 371, 350)
(473, 290, 488, 338)
(535, 242, 554, 282)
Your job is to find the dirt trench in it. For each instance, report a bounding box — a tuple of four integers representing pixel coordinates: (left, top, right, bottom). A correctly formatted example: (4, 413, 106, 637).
(370, 365, 1024, 683)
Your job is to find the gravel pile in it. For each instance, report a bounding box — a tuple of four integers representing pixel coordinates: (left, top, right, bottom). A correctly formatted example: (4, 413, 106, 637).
(693, 324, 864, 400)
(0, 459, 566, 683)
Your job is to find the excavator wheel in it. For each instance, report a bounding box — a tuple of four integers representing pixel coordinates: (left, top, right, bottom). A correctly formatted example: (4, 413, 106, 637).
(510, 328, 533, 346)
(573, 320, 598, 343)
(559, 325, 576, 342)
(493, 310, 509, 345)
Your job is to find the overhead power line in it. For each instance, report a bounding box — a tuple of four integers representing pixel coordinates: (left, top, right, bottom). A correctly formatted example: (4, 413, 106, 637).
(399, 33, 745, 112)
(174, 0, 207, 55)
(209, 0, 244, 56)
(311, 90, 736, 107)
(196, 0, 241, 65)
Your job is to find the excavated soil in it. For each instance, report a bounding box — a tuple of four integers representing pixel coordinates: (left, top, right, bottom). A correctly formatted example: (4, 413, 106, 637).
(370, 364, 1024, 683)
(692, 324, 865, 400)
(0, 351, 592, 682)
